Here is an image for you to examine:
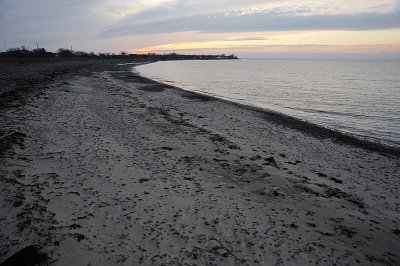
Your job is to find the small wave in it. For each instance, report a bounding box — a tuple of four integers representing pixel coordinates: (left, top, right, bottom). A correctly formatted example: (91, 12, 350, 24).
(284, 106, 372, 119)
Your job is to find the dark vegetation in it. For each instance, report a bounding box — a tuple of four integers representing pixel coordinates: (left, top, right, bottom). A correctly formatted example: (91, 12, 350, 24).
(0, 245, 48, 266)
(0, 46, 238, 62)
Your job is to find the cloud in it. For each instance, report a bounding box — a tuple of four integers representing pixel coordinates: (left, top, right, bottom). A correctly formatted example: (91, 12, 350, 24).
(1, 0, 399, 53)
(232, 37, 270, 41)
(102, 9, 400, 38)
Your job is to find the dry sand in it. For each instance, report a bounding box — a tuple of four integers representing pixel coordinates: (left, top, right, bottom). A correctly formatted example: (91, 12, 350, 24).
(1, 61, 399, 265)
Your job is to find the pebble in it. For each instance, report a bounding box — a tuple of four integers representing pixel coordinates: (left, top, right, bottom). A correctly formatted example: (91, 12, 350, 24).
(139, 177, 150, 183)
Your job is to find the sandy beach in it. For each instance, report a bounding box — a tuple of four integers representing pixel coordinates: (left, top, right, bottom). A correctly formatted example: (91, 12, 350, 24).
(1, 60, 399, 265)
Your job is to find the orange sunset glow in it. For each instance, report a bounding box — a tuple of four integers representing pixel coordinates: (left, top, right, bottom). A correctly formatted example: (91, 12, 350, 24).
(135, 29, 400, 55)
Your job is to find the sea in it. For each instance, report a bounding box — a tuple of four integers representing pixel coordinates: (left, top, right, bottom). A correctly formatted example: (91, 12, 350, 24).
(135, 59, 400, 148)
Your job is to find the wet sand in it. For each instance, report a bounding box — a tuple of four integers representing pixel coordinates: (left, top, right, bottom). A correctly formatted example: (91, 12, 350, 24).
(1, 61, 399, 265)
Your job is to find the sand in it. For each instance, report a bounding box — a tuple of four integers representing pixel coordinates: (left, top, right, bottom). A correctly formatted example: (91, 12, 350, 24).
(0, 61, 399, 265)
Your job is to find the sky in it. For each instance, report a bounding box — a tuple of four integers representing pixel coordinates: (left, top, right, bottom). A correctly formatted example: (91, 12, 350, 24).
(1, 0, 400, 58)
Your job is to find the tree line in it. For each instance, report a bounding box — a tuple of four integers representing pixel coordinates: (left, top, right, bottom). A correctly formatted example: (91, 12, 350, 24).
(0, 46, 238, 61)
(0, 46, 119, 58)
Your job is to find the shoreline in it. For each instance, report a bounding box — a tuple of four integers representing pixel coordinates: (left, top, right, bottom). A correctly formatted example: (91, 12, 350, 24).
(1, 61, 399, 265)
(134, 65, 400, 157)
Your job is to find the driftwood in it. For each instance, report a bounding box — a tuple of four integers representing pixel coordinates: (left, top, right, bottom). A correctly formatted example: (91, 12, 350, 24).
(194, 236, 246, 263)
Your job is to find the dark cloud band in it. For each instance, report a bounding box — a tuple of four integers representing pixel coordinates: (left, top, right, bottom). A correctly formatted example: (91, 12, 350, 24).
(102, 10, 400, 38)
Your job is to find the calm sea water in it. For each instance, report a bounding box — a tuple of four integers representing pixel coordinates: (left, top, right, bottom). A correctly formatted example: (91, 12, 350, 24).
(135, 59, 400, 148)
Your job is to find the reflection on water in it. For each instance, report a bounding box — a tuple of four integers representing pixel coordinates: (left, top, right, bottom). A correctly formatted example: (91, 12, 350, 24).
(136, 59, 400, 147)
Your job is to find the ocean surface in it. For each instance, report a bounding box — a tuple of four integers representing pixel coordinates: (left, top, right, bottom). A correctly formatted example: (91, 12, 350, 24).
(135, 59, 400, 148)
